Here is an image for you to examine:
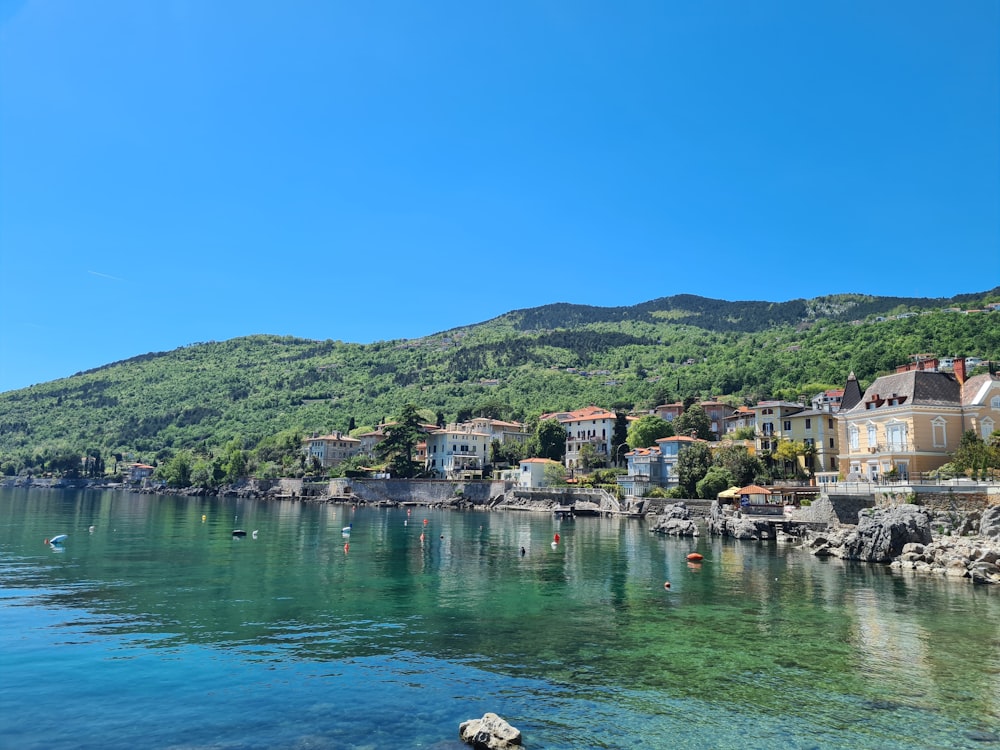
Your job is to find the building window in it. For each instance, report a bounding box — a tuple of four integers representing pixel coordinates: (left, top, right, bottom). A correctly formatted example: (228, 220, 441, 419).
(932, 418, 947, 448)
(867, 424, 877, 449)
(805, 418, 811, 429)
(783, 420, 792, 431)
(829, 437, 835, 448)
(762, 422, 774, 436)
(849, 426, 859, 451)
(991, 396, 1000, 409)
(982, 417, 995, 441)
(886, 423, 907, 451)
(828, 418, 834, 429)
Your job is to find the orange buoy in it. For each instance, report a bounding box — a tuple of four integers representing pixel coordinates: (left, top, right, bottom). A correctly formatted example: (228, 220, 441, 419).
(343, 542, 349, 554)
(553, 533, 560, 544)
(686, 553, 704, 562)
(423, 519, 428, 525)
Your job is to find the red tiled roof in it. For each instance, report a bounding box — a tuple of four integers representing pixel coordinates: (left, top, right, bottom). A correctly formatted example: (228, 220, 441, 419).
(540, 406, 616, 422)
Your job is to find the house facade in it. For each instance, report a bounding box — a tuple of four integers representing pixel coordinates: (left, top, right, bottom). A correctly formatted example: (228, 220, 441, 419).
(751, 401, 807, 454)
(654, 400, 736, 439)
(837, 362, 1000, 480)
(616, 435, 707, 497)
(303, 432, 362, 469)
(539, 406, 616, 470)
(780, 409, 840, 474)
(425, 424, 490, 479)
(465, 418, 530, 447)
(518, 458, 560, 488)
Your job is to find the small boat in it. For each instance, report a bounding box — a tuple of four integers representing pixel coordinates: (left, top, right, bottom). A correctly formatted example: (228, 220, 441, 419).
(46, 534, 69, 545)
(232, 529, 247, 538)
(342, 523, 353, 535)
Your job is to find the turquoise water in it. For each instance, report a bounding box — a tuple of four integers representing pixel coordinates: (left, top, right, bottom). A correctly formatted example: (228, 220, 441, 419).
(1, 488, 998, 749)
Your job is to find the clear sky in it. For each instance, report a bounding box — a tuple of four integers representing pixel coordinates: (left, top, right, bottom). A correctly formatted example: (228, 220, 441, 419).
(1, 1, 997, 393)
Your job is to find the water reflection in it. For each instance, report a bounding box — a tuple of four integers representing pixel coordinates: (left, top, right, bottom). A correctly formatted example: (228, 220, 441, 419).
(2, 488, 999, 748)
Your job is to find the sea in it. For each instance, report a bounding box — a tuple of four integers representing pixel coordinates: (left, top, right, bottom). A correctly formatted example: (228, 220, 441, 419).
(1, 487, 998, 750)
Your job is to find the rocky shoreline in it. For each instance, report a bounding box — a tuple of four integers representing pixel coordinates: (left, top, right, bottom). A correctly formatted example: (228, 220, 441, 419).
(649, 501, 1000, 585)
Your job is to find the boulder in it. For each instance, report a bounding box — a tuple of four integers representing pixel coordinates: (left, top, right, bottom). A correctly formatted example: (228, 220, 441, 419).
(727, 516, 760, 540)
(842, 504, 932, 563)
(649, 504, 699, 537)
(969, 562, 1000, 585)
(979, 505, 1000, 540)
(650, 516, 699, 537)
(459, 713, 522, 749)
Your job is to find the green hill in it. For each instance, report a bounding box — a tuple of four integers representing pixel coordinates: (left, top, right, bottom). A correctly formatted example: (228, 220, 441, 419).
(1, 289, 998, 474)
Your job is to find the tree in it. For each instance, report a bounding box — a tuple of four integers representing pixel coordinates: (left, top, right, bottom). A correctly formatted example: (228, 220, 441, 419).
(696, 466, 734, 500)
(712, 443, 766, 487)
(953, 430, 998, 478)
(773, 440, 806, 479)
(222, 438, 248, 482)
(612, 412, 630, 466)
(535, 419, 567, 462)
(542, 461, 568, 486)
(676, 442, 712, 497)
(674, 403, 714, 441)
(627, 415, 673, 449)
(159, 451, 193, 487)
(578, 442, 605, 471)
(490, 439, 524, 467)
(376, 404, 425, 478)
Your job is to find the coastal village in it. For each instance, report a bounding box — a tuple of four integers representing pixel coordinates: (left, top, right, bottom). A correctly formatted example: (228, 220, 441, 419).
(296, 353, 1000, 500)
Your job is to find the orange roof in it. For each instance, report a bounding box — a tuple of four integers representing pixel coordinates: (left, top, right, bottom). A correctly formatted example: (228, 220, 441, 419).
(520, 457, 559, 464)
(539, 405, 616, 423)
(655, 435, 705, 443)
(738, 484, 771, 495)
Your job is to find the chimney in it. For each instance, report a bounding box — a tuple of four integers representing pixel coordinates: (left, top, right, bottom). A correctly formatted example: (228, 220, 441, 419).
(954, 356, 966, 385)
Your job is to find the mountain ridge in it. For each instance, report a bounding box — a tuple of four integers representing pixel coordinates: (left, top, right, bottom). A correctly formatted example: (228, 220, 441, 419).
(1, 288, 998, 473)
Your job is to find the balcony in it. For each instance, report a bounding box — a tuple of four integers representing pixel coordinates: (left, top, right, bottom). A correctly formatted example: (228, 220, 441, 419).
(866, 443, 913, 454)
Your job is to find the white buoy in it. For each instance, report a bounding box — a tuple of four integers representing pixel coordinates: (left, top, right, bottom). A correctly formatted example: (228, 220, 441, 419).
(252, 530, 259, 539)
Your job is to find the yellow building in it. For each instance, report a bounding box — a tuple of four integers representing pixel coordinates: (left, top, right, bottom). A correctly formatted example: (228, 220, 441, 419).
(837, 366, 1000, 480)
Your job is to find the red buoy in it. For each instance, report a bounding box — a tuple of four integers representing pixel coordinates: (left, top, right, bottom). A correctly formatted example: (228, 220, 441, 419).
(554, 533, 560, 544)
(686, 553, 704, 562)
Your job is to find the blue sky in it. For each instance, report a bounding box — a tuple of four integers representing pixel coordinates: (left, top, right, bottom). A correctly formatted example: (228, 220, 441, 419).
(1, 1, 997, 393)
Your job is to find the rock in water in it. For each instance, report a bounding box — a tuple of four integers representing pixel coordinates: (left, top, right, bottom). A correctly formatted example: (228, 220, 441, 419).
(843, 504, 932, 563)
(459, 713, 522, 749)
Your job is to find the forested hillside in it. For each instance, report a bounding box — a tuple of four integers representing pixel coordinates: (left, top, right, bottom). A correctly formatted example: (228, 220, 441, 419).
(1, 289, 998, 474)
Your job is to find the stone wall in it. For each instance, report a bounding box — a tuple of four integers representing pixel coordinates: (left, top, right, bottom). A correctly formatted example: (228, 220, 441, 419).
(332, 478, 509, 505)
(873, 489, 997, 513)
(641, 497, 714, 518)
(795, 495, 874, 525)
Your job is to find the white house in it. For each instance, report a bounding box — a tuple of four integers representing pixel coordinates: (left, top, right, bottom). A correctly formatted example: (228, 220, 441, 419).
(518, 458, 561, 488)
(539, 405, 617, 470)
(425, 424, 490, 479)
